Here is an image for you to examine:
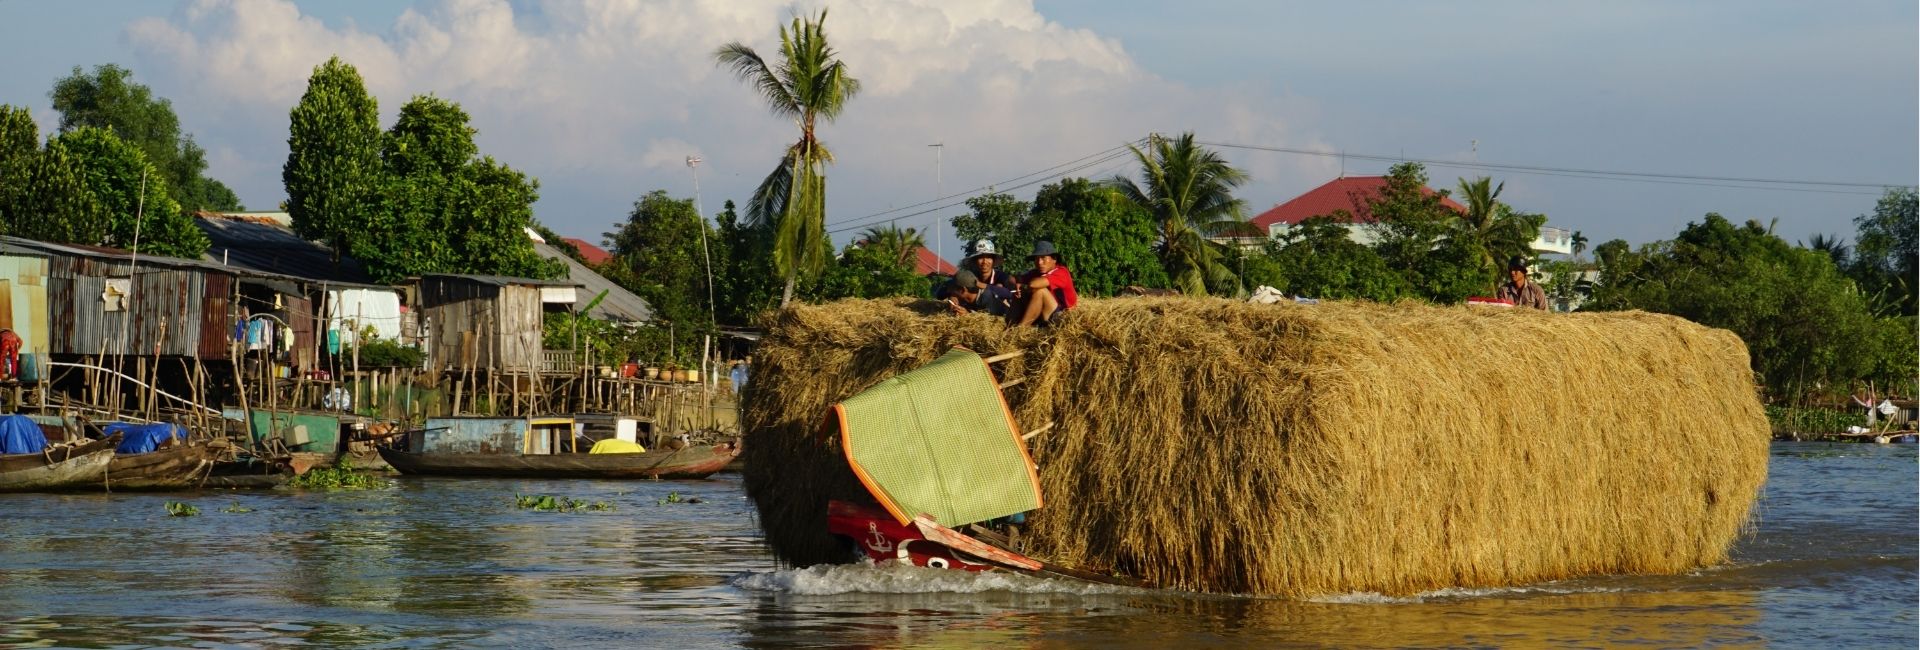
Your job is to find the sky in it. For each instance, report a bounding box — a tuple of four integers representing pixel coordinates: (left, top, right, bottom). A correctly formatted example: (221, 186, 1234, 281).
(0, 0, 1913, 260)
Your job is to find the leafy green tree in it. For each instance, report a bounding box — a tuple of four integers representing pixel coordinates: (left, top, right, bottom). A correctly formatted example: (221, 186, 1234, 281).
(0, 105, 38, 232)
(1018, 178, 1167, 296)
(443, 156, 556, 279)
(50, 64, 239, 211)
(1587, 213, 1902, 402)
(11, 139, 110, 244)
(285, 57, 383, 259)
(1848, 187, 1917, 317)
(54, 127, 206, 257)
(1109, 132, 1253, 295)
(1269, 216, 1408, 301)
(714, 200, 785, 325)
(716, 10, 862, 305)
(1365, 163, 1487, 303)
(606, 191, 715, 354)
(950, 191, 1029, 250)
(817, 240, 926, 300)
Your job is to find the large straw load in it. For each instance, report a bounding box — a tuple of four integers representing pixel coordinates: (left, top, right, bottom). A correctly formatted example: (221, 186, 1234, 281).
(740, 297, 1770, 597)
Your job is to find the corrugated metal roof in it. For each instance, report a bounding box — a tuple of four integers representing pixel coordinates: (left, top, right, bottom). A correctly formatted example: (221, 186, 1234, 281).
(532, 241, 653, 322)
(195, 213, 382, 285)
(420, 273, 581, 288)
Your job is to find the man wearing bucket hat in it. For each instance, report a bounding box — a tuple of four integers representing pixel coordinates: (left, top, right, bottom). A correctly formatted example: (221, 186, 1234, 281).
(1012, 240, 1077, 327)
(963, 239, 1017, 291)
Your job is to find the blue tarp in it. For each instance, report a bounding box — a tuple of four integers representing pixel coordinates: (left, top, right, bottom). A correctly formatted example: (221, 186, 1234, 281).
(103, 422, 187, 455)
(0, 414, 47, 455)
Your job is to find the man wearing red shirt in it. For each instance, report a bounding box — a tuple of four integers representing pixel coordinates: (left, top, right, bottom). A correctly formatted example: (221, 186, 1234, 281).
(1013, 240, 1076, 327)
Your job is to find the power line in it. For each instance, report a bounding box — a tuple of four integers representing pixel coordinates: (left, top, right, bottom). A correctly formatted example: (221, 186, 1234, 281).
(824, 139, 1147, 234)
(1197, 140, 1913, 192)
(828, 145, 1141, 235)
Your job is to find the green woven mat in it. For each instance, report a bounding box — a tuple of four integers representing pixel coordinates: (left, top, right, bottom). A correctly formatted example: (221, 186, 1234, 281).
(835, 348, 1042, 526)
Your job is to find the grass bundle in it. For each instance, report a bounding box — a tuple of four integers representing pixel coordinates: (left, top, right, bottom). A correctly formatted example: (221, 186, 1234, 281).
(740, 297, 1770, 596)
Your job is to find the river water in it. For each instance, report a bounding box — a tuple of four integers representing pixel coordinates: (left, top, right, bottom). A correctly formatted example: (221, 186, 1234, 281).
(0, 441, 1912, 649)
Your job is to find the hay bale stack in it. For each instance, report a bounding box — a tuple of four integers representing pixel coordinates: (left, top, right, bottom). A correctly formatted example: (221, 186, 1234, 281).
(741, 297, 1770, 597)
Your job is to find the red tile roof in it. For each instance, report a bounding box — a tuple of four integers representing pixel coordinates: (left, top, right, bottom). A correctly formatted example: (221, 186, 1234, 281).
(1249, 176, 1465, 231)
(563, 238, 613, 266)
(914, 246, 956, 276)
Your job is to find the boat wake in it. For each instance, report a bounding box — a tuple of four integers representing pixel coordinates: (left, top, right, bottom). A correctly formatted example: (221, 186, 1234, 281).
(1308, 583, 1631, 604)
(731, 561, 1141, 596)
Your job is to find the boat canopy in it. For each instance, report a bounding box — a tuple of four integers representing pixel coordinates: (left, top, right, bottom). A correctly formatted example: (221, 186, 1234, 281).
(831, 348, 1042, 527)
(0, 414, 46, 454)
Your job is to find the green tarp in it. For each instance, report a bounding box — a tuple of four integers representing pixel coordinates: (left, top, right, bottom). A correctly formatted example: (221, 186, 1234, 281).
(834, 349, 1043, 527)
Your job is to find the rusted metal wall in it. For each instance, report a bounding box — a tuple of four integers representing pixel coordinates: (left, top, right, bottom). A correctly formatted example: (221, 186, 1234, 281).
(48, 256, 215, 357)
(286, 294, 316, 370)
(198, 274, 235, 359)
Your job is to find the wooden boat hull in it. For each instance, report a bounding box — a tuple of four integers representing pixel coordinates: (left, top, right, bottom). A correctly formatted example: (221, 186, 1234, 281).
(378, 443, 740, 480)
(0, 437, 119, 492)
(103, 443, 221, 491)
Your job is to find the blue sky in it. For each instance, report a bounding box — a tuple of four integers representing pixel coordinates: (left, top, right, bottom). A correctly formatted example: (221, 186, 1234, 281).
(0, 0, 1912, 257)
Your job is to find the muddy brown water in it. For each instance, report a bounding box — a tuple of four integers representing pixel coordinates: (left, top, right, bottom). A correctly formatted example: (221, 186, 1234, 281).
(0, 441, 1912, 648)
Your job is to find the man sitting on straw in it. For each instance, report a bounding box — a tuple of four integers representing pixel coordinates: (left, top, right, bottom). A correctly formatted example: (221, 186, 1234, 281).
(1498, 256, 1549, 310)
(1011, 241, 1077, 327)
(938, 270, 1013, 317)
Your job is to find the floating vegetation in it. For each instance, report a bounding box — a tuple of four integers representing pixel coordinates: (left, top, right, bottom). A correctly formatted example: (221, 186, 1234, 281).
(221, 502, 254, 514)
(164, 501, 199, 517)
(287, 459, 388, 490)
(514, 494, 615, 512)
(656, 492, 705, 506)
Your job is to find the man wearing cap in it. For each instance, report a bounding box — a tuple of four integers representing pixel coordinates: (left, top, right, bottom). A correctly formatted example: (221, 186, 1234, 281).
(1012, 240, 1077, 327)
(1497, 256, 1548, 310)
(938, 269, 1013, 316)
(964, 239, 1017, 292)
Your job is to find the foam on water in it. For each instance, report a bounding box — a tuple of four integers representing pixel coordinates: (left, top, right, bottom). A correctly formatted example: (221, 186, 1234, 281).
(731, 561, 1142, 596)
(1310, 584, 1631, 604)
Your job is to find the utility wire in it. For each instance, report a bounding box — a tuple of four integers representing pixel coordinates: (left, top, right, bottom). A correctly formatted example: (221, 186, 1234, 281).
(827, 145, 1141, 235)
(1197, 140, 1914, 192)
(824, 138, 1147, 234)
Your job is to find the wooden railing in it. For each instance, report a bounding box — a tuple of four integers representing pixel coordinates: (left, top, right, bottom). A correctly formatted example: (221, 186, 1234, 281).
(540, 349, 578, 375)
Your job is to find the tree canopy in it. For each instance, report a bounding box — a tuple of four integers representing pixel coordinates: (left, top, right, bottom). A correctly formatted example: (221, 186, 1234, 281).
(52, 126, 207, 258)
(51, 64, 239, 211)
(1586, 213, 1912, 403)
(285, 56, 383, 259)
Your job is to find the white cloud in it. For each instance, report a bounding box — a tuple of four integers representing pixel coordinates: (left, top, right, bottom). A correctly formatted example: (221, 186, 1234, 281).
(125, 0, 1327, 243)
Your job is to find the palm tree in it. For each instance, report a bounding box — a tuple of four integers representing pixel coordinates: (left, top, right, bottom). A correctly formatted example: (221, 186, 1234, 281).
(1451, 175, 1545, 287)
(1571, 230, 1588, 261)
(859, 223, 926, 270)
(1805, 233, 1850, 268)
(715, 10, 861, 305)
(1108, 133, 1253, 295)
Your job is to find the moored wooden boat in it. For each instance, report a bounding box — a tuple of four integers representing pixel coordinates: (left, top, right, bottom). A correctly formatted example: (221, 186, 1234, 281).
(0, 435, 119, 492)
(103, 442, 224, 491)
(378, 442, 740, 480)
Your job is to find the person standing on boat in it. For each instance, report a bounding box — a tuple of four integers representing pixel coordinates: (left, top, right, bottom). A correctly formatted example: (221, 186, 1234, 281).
(1012, 241, 1077, 327)
(964, 239, 1018, 292)
(1497, 256, 1549, 310)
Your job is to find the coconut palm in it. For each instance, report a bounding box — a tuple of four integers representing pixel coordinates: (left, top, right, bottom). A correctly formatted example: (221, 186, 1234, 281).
(1571, 230, 1588, 260)
(1452, 175, 1545, 287)
(859, 223, 926, 269)
(1805, 233, 1850, 268)
(715, 10, 861, 305)
(1109, 132, 1253, 295)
